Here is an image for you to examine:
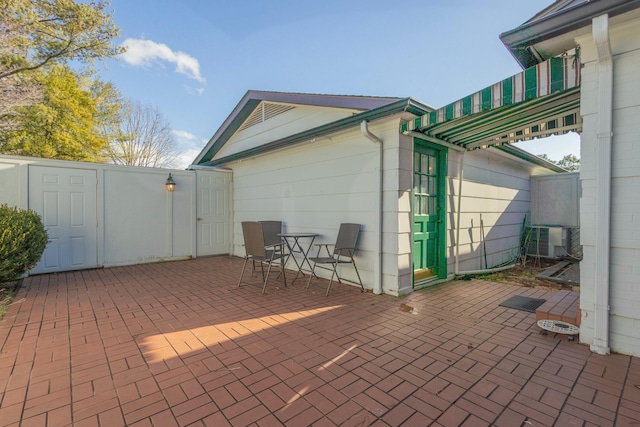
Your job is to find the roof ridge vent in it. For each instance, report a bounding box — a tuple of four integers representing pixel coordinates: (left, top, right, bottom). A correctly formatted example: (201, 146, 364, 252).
(238, 102, 295, 132)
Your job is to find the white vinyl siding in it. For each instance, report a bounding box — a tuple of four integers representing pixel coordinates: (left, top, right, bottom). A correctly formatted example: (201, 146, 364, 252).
(446, 149, 534, 273)
(577, 15, 640, 356)
(227, 116, 546, 296)
(229, 125, 380, 290)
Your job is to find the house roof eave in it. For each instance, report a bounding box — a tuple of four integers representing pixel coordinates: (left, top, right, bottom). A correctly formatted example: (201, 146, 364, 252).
(499, 0, 640, 68)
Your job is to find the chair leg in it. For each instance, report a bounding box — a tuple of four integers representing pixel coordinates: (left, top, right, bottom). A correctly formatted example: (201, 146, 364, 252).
(352, 261, 365, 292)
(325, 262, 339, 296)
(281, 255, 287, 288)
(262, 261, 272, 295)
(276, 244, 286, 279)
(306, 262, 317, 289)
(262, 253, 286, 295)
(238, 257, 249, 287)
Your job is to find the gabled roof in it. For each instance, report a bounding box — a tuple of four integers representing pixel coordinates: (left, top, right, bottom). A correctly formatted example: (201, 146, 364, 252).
(500, 0, 640, 68)
(193, 91, 416, 166)
(193, 91, 432, 167)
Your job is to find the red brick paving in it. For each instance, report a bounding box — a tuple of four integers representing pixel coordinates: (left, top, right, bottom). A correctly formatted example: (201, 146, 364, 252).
(0, 256, 639, 426)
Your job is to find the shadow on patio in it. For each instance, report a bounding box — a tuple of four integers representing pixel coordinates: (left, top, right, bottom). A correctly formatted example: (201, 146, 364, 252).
(0, 257, 638, 426)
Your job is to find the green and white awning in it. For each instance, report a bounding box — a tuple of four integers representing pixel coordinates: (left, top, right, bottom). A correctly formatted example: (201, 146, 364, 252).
(401, 55, 581, 150)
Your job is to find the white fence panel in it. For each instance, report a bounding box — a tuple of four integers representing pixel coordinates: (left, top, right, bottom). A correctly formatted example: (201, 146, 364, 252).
(0, 155, 231, 274)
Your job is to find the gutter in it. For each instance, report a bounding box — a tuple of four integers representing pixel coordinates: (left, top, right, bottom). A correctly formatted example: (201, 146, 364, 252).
(187, 164, 232, 172)
(591, 14, 613, 356)
(360, 121, 383, 295)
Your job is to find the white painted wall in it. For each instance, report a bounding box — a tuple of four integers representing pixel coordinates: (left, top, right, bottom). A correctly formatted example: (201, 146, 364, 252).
(531, 172, 580, 227)
(223, 113, 550, 296)
(0, 155, 229, 273)
(225, 117, 414, 295)
(228, 123, 381, 291)
(376, 119, 415, 296)
(396, 135, 552, 291)
(445, 148, 540, 273)
(0, 157, 28, 210)
(102, 167, 195, 266)
(577, 13, 640, 356)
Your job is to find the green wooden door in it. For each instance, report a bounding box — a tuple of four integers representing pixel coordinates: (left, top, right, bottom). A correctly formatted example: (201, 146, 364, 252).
(413, 143, 445, 282)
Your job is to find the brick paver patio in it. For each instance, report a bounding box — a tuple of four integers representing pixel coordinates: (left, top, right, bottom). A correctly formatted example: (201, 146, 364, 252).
(0, 256, 638, 426)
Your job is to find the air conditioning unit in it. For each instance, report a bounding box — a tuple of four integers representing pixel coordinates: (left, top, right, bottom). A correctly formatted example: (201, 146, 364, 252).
(526, 226, 572, 259)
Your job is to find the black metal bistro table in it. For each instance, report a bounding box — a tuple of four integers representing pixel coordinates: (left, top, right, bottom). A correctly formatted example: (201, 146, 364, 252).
(278, 232, 319, 283)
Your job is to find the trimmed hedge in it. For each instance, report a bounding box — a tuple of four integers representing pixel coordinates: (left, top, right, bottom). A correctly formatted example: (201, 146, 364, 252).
(0, 204, 49, 283)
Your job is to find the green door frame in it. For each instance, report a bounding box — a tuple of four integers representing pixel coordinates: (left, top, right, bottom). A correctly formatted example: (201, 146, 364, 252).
(412, 138, 448, 286)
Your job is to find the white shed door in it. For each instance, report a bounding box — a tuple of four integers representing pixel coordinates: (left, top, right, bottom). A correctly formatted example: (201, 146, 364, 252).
(196, 171, 231, 256)
(29, 166, 98, 274)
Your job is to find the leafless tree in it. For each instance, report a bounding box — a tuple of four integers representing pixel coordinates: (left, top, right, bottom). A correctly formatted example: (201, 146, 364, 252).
(105, 100, 179, 168)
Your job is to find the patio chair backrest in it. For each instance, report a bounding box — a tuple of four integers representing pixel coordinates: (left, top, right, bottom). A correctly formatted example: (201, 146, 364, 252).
(259, 221, 282, 247)
(242, 221, 267, 258)
(333, 223, 361, 257)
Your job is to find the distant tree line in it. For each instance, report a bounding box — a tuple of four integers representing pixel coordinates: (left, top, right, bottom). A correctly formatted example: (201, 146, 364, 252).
(0, 0, 178, 168)
(538, 153, 580, 171)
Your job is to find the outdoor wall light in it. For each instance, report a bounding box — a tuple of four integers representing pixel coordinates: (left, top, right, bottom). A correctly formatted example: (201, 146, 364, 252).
(165, 173, 176, 192)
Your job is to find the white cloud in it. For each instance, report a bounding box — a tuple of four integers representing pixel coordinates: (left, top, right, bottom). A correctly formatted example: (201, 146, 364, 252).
(174, 148, 202, 169)
(121, 38, 206, 83)
(172, 130, 198, 141)
(172, 129, 205, 169)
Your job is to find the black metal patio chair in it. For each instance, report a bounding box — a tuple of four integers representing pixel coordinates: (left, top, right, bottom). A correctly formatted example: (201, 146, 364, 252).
(259, 220, 283, 247)
(238, 221, 287, 294)
(306, 223, 364, 296)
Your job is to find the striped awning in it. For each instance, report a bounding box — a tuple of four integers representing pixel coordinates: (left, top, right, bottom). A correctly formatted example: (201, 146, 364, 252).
(401, 54, 581, 150)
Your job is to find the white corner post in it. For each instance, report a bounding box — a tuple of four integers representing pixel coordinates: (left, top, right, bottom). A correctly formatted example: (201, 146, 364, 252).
(167, 179, 175, 259)
(361, 121, 383, 295)
(591, 14, 613, 355)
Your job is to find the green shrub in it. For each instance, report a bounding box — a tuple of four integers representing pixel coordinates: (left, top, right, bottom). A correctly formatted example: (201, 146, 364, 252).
(0, 204, 49, 283)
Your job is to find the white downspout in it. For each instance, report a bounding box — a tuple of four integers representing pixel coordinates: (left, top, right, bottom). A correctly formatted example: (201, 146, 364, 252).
(361, 121, 383, 295)
(454, 150, 465, 275)
(591, 14, 613, 355)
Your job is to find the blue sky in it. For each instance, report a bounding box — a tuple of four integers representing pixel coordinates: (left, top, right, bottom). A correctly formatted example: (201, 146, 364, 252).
(99, 0, 580, 169)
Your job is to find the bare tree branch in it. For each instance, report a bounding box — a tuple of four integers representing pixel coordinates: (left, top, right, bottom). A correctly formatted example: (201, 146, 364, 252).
(105, 100, 179, 168)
